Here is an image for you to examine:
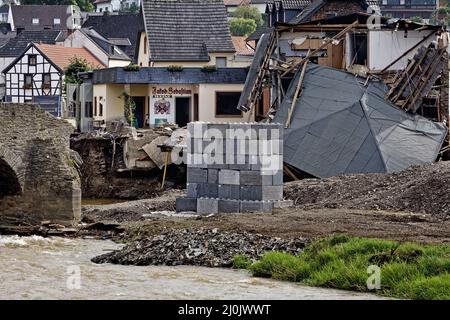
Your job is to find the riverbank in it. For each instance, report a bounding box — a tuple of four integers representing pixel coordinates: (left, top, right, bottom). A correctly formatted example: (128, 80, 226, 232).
(0, 235, 387, 300)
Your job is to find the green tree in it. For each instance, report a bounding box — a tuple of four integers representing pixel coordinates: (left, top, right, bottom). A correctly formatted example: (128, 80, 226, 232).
(65, 57, 93, 84)
(230, 18, 257, 37)
(232, 6, 263, 27)
(121, 3, 140, 14)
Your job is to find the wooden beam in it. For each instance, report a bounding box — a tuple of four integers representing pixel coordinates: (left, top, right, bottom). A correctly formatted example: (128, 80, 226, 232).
(285, 60, 309, 129)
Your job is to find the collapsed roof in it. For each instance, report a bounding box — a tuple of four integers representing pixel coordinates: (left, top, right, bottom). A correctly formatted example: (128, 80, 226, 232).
(272, 64, 448, 178)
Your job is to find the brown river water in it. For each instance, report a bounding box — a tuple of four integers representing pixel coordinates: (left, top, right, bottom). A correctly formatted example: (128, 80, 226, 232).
(0, 236, 386, 300)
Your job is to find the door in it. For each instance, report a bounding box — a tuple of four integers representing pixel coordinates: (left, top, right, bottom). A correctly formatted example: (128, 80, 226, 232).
(175, 97, 190, 128)
(132, 97, 146, 128)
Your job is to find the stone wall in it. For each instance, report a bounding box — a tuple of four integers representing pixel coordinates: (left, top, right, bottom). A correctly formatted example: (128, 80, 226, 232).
(0, 103, 81, 226)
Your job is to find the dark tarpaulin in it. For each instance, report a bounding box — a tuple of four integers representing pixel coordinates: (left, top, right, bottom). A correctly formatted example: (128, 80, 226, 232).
(273, 64, 448, 178)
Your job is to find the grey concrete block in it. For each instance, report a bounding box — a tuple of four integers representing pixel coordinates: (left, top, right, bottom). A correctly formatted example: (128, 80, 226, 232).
(262, 186, 283, 201)
(218, 199, 240, 213)
(187, 138, 203, 154)
(198, 183, 219, 198)
(187, 183, 199, 198)
(197, 198, 219, 214)
(240, 201, 274, 213)
(218, 169, 240, 185)
(240, 170, 263, 186)
(187, 167, 208, 183)
(188, 122, 207, 139)
(176, 197, 197, 212)
(202, 153, 226, 167)
(228, 124, 256, 140)
(218, 184, 241, 200)
(187, 153, 207, 168)
(208, 169, 218, 184)
(273, 200, 293, 209)
(205, 123, 228, 139)
(261, 170, 283, 186)
(240, 185, 263, 201)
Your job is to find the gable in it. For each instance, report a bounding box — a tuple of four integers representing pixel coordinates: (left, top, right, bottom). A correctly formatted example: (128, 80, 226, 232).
(4, 45, 62, 76)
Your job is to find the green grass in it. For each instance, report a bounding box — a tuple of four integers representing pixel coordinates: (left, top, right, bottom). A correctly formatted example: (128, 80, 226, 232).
(240, 235, 450, 300)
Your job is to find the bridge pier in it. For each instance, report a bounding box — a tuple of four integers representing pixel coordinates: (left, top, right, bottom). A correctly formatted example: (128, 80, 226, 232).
(0, 103, 81, 226)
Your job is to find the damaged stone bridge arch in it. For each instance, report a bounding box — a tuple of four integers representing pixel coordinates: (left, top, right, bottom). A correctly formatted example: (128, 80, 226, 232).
(0, 146, 25, 197)
(0, 103, 81, 226)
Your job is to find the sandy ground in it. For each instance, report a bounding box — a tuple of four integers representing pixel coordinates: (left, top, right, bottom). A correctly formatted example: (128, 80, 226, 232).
(82, 196, 450, 244)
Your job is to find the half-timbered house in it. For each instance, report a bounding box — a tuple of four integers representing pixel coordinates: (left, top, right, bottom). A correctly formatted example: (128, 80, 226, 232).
(2, 43, 104, 116)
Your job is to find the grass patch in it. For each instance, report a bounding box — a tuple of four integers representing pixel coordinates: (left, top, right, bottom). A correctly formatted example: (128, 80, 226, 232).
(232, 255, 252, 269)
(246, 235, 450, 300)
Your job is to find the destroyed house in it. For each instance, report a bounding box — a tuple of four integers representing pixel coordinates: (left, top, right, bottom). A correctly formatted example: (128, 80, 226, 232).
(237, 11, 449, 179)
(288, 0, 378, 24)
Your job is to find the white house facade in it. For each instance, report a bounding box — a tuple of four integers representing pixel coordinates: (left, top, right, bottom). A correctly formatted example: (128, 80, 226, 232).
(3, 44, 63, 115)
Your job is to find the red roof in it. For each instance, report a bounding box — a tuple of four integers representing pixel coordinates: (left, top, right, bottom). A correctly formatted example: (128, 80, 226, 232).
(232, 36, 255, 56)
(35, 44, 106, 70)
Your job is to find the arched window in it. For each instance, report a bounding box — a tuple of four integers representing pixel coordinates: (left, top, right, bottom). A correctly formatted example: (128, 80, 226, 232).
(144, 36, 147, 54)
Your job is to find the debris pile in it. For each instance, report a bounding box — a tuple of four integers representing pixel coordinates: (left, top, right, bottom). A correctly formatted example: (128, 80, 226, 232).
(284, 162, 450, 218)
(92, 228, 308, 267)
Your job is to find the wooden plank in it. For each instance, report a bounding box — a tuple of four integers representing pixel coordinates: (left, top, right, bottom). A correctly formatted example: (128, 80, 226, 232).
(285, 60, 309, 129)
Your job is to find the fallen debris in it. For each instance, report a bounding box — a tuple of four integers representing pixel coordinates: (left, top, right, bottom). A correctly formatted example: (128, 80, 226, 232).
(91, 228, 309, 267)
(284, 161, 450, 218)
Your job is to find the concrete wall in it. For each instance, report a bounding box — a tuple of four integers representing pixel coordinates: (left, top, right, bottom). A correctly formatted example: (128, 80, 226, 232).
(0, 103, 81, 226)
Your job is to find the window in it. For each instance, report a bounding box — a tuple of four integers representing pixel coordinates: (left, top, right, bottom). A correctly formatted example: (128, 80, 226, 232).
(144, 36, 147, 54)
(85, 102, 93, 118)
(94, 96, 97, 116)
(24, 74, 33, 89)
(28, 54, 37, 66)
(53, 18, 61, 25)
(215, 92, 242, 117)
(42, 73, 51, 89)
(99, 98, 104, 117)
(32, 18, 39, 25)
(216, 57, 227, 68)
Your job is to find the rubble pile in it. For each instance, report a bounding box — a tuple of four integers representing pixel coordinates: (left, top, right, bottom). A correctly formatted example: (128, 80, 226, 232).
(284, 162, 450, 218)
(92, 228, 308, 267)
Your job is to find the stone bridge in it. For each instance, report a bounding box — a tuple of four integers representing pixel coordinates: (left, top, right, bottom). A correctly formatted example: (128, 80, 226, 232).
(0, 103, 81, 226)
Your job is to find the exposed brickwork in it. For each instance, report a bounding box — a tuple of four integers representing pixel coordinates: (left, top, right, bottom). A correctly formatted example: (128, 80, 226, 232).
(0, 103, 81, 226)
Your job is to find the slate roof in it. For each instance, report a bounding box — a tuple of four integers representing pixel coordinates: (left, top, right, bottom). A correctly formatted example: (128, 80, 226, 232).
(82, 14, 144, 61)
(0, 30, 64, 57)
(273, 64, 447, 178)
(93, 67, 248, 84)
(81, 28, 131, 61)
(11, 5, 73, 31)
(35, 44, 106, 70)
(246, 26, 273, 41)
(142, 0, 235, 62)
(289, 0, 373, 24)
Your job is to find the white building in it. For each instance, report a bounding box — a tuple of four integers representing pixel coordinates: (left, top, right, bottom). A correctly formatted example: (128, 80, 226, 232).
(94, 0, 121, 13)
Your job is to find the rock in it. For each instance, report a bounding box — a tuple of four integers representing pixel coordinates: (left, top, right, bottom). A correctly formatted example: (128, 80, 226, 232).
(91, 228, 309, 268)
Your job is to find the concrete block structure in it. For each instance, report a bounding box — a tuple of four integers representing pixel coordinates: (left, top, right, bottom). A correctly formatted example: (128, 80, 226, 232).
(177, 122, 287, 214)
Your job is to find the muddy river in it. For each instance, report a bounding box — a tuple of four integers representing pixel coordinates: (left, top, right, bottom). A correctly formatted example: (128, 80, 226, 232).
(0, 236, 385, 300)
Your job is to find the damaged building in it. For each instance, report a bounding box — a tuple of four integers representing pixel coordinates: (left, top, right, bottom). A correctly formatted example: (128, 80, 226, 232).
(239, 7, 449, 179)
